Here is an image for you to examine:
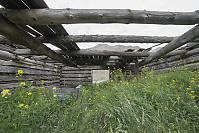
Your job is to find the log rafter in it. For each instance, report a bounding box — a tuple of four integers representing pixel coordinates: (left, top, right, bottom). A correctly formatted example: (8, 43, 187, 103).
(0, 14, 76, 67)
(1, 8, 199, 25)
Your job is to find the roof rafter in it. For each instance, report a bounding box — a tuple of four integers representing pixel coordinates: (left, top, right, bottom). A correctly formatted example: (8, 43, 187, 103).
(0, 14, 76, 67)
(1, 8, 199, 25)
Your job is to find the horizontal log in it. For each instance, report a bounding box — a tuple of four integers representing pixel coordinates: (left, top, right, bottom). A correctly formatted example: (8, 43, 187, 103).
(61, 78, 92, 82)
(1, 34, 199, 44)
(62, 73, 91, 78)
(61, 71, 91, 74)
(0, 50, 57, 68)
(0, 60, 58, 72)
(0, 74, 59, 82)
(42, 35, 199, 43)
(155, 63, 199, 73)
(2, 8, 199, 25)
(0, 66, 58, 75)
(14, 49, 150, 57)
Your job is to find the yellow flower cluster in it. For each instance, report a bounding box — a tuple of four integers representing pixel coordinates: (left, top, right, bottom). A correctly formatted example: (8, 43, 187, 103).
(1, 89, 11, 98)
(18, 104, 29, 109)
(16, 70, 23, 78)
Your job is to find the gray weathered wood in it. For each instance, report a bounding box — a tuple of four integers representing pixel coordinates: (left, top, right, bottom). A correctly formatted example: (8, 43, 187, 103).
(42, 35, 199, 43)
(0, 15, 76, 66)
(1, 8, 199, 25)
(0, 50, 57, 68)
(140, 24, 199, 66)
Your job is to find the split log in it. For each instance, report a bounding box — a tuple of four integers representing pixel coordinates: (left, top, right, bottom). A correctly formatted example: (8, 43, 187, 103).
(1, 8, 199, 25)
(0, 15, 76, 67)
(139, 24, 199, 66)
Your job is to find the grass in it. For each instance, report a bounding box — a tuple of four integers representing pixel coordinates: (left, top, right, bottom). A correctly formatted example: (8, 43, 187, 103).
(0, 68, 199, 132)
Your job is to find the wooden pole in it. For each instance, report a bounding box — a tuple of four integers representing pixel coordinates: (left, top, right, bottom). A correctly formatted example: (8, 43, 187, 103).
(2, 34, 199, 44)
(42, 35, 199, 43)
(0, 15, 76, 67)
(1, 9, 199, 25)
(139, 24, 199, 66)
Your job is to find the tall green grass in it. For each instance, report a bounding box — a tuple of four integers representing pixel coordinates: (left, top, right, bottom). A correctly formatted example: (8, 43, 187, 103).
(60, 69, 199, 133)
(0, 68, 199, 133)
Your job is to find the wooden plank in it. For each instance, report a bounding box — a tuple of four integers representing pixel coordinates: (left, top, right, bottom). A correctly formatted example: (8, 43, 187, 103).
(140, 24, 199, 66)
(2, 8, 199, 25)
(0, 15, 76, 66)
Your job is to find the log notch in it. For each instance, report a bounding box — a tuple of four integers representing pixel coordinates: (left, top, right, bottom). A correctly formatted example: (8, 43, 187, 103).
(139, 24, 199, 66)
(1, 8, 199, 25)
(0, 15, 76, 66)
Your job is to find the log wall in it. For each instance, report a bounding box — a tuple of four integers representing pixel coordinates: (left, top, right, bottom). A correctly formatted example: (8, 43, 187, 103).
(0, 44, 60, 89)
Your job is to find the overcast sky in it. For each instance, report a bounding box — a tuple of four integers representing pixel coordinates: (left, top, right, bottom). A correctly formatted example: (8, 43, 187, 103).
(44, 0, 199, 49)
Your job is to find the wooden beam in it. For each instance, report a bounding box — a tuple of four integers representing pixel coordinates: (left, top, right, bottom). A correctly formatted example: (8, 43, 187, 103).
(14, 49, 150, 57)
(1, 8, 199, 25)
(139, 24, 199, 66)
(2, 34, 199, 44)
(0, 14, 76, 67)
(42, 35, 199, 43)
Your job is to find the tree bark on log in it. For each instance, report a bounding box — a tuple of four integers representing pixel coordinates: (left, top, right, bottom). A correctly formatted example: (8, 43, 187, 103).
(1, 9, 199, 25)
(0, 15, 76, 67)
(139, 24, 199, 66)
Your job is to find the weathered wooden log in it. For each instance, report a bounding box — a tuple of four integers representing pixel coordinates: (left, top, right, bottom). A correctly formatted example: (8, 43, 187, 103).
(2, 34, 199, 44)
(14, 49, 150, 57)
(1, 8, 199, 25)
(0, 15, 76, 67)
(0, 0, 79, 51)
(0, 50, 57, 68)
(140, 24, 199, 66)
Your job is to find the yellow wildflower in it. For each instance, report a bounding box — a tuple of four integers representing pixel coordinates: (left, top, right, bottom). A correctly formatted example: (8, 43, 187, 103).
(53, 87, 56, 91)
(193, 105, 198, 108)
(191, 91, 195, 94)
(191, 96, 196, 99)
(1, 89, 11, 97)
(35, 102, 38, 105)
(17, 70, 23, 76)
(53, 94, 57, 98)
(20, 82, 26, 86)
(27, 92, 32, 96)
(102, 96, 105, 98)
(24, 105, 29, 109)
(19, 104, 24, 108)
(187, 88, 191, 91)
(189, 94, 192, 96)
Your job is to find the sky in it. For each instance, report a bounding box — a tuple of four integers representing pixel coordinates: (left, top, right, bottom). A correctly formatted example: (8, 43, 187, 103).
(44, 0, 199, 49)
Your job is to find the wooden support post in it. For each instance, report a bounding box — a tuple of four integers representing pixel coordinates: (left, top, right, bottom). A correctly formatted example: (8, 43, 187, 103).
(0, 14, 76, 67)
(139, 24, 199, 66)
(1, 8, 199, 25)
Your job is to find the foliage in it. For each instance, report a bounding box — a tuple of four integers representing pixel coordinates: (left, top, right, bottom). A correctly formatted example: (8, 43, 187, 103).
(61, 68, 199, 133)
(0, 68, 199, 133)
(0, 70, 62, 133)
